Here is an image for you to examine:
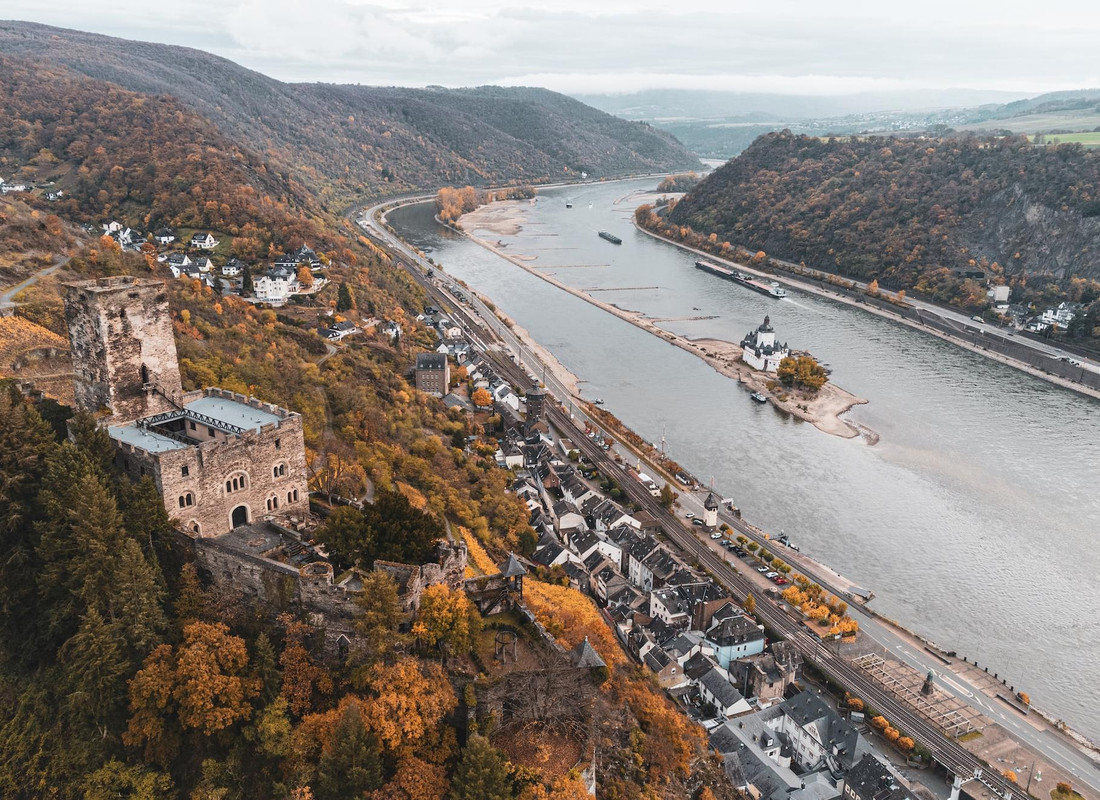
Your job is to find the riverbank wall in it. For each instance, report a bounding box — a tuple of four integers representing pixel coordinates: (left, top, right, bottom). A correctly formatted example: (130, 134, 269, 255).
(634, 222, 1100, 400)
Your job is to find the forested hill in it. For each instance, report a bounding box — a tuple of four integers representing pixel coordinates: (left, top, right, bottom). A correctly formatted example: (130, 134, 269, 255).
(670, 132, 1100, 291)
(0, 21, 699, 205)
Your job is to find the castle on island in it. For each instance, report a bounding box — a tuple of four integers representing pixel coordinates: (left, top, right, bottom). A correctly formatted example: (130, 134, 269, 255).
(740, 315, 789, 373)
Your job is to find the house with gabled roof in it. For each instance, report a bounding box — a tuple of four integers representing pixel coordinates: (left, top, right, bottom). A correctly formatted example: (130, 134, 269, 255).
(705, 614, 766, 669)
(190, 231, 219, 249)
(698, 667, 752, 719)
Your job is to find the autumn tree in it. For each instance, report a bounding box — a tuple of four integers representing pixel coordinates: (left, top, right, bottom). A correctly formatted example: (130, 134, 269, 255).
(297, 265, 314, 287)
(124, 621, 260, 765)
(413, 584, 482, 655)
(743, 594, 756, 614)
(279, 615, 333, 717)
(371, 755, 449, 800)
(361, 658, 457, 755)
(472, 387, 493, 408)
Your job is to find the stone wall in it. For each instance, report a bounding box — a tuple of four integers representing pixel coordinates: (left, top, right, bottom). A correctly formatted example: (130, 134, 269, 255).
(63, 276, 182, 423)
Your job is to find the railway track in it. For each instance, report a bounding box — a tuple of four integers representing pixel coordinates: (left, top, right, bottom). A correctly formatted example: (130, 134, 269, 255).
(368, 213, 1018, 800)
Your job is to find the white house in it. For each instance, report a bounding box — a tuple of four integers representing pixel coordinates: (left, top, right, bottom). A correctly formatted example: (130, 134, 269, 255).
(253, 266, 300, 305)
(1040, 302, 1077, 330)
(190, 232, 219, 249)
(193, 256, 214, 274)
(698, 667, 752, 719)
(741, 315, 789, 373)
(154, 227, 176, 245)
(221, 258, 243, 277)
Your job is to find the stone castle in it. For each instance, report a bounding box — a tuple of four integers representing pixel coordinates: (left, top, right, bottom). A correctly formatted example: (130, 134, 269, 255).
(62, 276, 466, 647)
(63, 276, 310, 536)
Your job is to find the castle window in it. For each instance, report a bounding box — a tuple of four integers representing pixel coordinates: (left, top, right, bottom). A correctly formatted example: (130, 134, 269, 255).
(178, 492, 194, 508)
(189, 421, 196, 431)
(181, 465, 189, 477)
(190, 521, 201, 535)
(275, 438, 281, 449)
(292, 489, 299, 502)
(266, 496, 280, 512)
(273, 463, 287, 479)
(140, 364, 149, 385)
(208, 427, 216, 437)
(225, 472, 249, 493)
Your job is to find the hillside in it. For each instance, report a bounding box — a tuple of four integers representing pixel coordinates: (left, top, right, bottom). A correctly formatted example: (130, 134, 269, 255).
(0, 21, 698, 205)
(669, 132, 1100, 306)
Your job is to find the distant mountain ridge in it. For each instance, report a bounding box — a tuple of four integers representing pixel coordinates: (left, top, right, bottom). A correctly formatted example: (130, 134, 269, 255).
(0, 20, 699, 205)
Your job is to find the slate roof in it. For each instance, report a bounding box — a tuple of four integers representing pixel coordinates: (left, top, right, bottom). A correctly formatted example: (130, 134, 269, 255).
(700, 667, 747, 710)
(571, 637, 607, 670)
(415, 352, 447, 370)
(500, 552, 528, 579)
(842, 755, 915, 800)
(707, 615, 765, 648)
(531, 541, 565, 567)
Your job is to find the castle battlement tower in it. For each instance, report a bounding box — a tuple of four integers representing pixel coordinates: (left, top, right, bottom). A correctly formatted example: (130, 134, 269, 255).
(63, 276, 183, 424)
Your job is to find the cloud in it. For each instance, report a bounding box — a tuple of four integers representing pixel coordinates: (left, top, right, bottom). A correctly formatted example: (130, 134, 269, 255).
(3, 0, 1098, 94)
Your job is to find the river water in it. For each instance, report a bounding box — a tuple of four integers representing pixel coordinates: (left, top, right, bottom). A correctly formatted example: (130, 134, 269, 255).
(388, 179, 1100, 740)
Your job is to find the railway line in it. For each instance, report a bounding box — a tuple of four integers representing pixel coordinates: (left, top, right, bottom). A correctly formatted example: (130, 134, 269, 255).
(361, 202, 1021, 800)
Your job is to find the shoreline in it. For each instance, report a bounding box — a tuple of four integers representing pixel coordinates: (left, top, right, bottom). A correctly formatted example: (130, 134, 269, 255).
(371, 190, 1100, 774)
(458, 202, 870, 440)
(633, 222, 1100, 404)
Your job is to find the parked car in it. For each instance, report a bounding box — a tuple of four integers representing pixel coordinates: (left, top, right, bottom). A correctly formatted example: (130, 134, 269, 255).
(756, 566, 769, 573)
(732, 547, 746, 556)
(685, 512, 695, 519)
(710, 532, 723, 540)
(765, 571, 779, 579)
(692, 519, 705, 527)
(773, 576, 788, 585)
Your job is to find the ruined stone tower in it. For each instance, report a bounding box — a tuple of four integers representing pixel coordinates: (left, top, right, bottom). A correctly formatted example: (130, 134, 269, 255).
(63, 276, 183, 423)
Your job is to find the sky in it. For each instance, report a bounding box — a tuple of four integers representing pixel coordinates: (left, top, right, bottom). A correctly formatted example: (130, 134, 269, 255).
(5, 0, 1099, 96)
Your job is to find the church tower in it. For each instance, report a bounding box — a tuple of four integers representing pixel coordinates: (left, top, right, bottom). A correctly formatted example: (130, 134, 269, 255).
(63, 276, 183, 423)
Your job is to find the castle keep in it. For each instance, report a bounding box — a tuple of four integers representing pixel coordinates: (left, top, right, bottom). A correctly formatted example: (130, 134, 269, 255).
(64, 276, 310, 536)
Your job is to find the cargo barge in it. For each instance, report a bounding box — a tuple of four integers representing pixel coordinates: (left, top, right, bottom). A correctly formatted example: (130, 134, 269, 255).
(598, 231, 622, 245)
(694, 260, 787, 298)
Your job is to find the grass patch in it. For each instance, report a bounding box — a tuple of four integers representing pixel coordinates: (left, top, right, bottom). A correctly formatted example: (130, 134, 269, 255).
(957, 730, 984, 742)
(1050, 789, 1085, 800)
(1030, 131, 1100, 147)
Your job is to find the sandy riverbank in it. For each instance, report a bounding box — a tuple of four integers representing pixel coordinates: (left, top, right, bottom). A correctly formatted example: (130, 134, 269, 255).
(457, 205, 870, 440)
(462, 199, 534, 237)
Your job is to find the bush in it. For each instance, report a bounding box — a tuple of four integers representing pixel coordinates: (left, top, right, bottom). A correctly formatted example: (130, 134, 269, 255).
(1056, 783, 1073, 795)
(870, 716, 889, 732)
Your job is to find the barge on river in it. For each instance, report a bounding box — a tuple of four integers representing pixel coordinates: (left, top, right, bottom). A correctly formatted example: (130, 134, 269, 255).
(694, 260, 786, 298)
(598, 231, 623, 245)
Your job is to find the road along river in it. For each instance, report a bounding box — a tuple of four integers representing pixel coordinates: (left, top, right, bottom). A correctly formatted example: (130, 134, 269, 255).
(387, 178, 1100, 743)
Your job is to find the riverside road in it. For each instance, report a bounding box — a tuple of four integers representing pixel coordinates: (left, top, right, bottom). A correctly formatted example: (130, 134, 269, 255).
(359, 195, 1100, 799)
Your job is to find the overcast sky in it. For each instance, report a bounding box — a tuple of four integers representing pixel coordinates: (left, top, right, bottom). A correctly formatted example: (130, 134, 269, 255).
(5, 0, 1098, 95)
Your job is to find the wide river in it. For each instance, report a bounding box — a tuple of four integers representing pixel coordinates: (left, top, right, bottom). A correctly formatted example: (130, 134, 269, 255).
(389, 178, 1100, 740)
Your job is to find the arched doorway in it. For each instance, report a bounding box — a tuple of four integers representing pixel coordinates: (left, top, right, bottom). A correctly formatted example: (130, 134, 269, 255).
(231, 505, 249, 528)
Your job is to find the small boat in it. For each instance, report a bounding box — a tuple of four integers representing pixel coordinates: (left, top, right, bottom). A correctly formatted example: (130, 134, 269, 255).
(592, 398, 605, 405)
(598, 231, 622, 245)
(769, 281, 787, 298)
(751, 392, 768, 403)
(565, 201, 573, 208)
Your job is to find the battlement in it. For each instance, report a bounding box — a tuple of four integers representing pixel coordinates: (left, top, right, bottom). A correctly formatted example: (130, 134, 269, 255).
(63, 275, 165, 295)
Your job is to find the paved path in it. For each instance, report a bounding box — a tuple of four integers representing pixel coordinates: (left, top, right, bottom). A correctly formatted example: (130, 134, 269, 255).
(0, 258, 66, 313)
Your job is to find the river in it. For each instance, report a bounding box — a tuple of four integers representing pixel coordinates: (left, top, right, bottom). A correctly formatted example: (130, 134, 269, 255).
(388, 178, 1100, 741)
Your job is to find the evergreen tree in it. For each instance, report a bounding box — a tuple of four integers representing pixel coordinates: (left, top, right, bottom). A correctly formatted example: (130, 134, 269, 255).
(315, 701, 383, 800)
(58, 607, 130, 727)
(37, 466, 128, 645)
(242, 264, 254, 294)
(251, 632, 282, 704)
(450, 734, 513, 800)
(336, 282, 354, 312)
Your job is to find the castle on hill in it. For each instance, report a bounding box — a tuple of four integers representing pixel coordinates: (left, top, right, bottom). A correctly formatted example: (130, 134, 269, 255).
(64, 275, 310, 536)
(740, 315, 789, 373)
